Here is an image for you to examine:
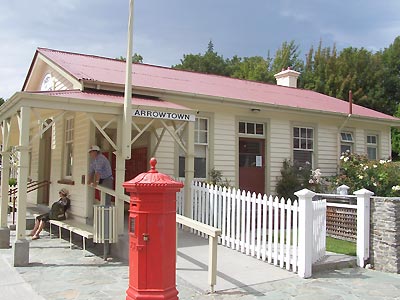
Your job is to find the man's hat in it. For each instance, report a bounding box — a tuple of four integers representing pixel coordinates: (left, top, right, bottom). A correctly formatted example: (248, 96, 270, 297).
(88, 145, 100, 153)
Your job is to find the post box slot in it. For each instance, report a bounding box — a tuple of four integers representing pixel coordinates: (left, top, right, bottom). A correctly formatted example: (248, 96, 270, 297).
(130, 217, 136, 234)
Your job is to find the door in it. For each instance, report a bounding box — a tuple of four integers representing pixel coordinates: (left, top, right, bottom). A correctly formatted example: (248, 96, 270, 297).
(125, 147, 148, 181)
(239, 138, 265, 194)
(38, 120, 52, 205)
(97, 147, 148, 201)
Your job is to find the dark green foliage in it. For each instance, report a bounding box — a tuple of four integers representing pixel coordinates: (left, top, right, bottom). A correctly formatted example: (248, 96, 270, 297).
(275, 159, 312, 200)
(271, 40, 304, 74)
(9, 178, 17, 186)
(115, 53, 143, 63)
(208, 168, 231, 188)
(276, 160, 329, 199)
(173, 40, 230, 76)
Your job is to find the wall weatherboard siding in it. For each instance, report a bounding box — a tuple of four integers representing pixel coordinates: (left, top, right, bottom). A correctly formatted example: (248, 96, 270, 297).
(214, 113, 235, 182)
(154, 127, 175, 176)
(380, 129, 391, 158)
(317, 125, 339, 176)
(269, 119, 291, 194)
(68, 113, 90, 222)
(370, 197, 400, 273)
(354, 128, 365, 155)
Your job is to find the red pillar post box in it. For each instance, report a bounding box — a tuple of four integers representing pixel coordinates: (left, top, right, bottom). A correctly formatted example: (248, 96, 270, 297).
(123, 158, 184, 300)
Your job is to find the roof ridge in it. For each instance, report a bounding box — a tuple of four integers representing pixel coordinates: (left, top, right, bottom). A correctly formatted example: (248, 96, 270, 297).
(37, 47, 124, 64)
(36, 47, 288, 89)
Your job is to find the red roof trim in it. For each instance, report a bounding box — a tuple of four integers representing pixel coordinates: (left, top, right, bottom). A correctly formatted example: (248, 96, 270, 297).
(34, 48, 399, 122)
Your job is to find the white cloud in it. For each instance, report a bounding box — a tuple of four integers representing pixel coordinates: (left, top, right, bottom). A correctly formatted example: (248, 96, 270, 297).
(1, 0, 400, 100)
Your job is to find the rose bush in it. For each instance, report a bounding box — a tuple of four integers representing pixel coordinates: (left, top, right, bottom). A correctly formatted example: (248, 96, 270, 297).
(333, 152, 400, 196)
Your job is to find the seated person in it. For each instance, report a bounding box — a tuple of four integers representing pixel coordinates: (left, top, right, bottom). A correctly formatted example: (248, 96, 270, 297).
(30, 188, 71, 240)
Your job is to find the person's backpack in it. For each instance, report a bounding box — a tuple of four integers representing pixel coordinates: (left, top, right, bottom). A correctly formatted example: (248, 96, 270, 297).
(49, 201, 66, 221)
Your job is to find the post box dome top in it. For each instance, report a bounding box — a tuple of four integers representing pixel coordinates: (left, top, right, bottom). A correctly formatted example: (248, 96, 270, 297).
(123, 158, 184, 188)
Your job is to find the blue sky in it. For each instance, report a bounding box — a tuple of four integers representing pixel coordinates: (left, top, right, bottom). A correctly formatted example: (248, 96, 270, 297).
(1, 0, 400, 99)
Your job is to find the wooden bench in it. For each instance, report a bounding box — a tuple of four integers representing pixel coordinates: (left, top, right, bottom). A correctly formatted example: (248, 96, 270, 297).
(49, 219, 93, 251)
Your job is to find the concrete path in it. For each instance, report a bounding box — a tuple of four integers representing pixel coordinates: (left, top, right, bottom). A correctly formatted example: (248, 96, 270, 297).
(0, 227, 399, 299)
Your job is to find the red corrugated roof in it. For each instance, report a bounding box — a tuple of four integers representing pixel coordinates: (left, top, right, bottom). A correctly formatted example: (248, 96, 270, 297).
(26, 90, 192, 110)
(36, 48, 398, 121)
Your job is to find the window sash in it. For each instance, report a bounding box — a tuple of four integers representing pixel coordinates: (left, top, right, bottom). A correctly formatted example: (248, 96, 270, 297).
(64, 118, 74, 177)
(293, 127, 313, 150)
(195, 118, 209, 145)
(180, 117, 209, 178)
(239, 121, 264, 136)
(367, 147, 377, 160)
(341, 132, 353, 142)
(366, 135, 378, 160)
(367, 135, 377, 145)
(341, 144, 352, 154)
(293, 150, 313, 166)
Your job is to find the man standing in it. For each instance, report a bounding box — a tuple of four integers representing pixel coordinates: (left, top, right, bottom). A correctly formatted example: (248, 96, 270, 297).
(88, 145, 114, 260)
(88, 145, 114, 205)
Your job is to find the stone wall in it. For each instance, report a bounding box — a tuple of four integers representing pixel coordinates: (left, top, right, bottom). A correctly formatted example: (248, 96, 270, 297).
(370, 197, 400, 273)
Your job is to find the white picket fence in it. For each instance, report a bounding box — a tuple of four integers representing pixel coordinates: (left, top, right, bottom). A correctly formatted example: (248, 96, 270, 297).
(312, 199, 326, 263)
(177, 181, 327, 276)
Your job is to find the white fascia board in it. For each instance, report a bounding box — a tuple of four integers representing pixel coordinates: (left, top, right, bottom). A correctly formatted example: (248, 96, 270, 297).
(37, 53, 82, 89)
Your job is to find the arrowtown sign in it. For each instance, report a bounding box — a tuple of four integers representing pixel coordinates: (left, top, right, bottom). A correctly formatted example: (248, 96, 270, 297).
(133, 109, 195, 122)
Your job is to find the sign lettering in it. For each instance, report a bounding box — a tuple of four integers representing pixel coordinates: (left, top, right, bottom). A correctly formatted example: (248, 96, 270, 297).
(133, 109, 195, 122)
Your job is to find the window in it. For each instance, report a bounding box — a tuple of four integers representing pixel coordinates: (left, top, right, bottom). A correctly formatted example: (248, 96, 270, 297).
(293, 126, 313, 166)
(64, 117, 74, 177)
(366, 134, 378, 160)
(340, 132, 354, 154)
(179, 118, 209, 178)
(239, 121, 264, 136)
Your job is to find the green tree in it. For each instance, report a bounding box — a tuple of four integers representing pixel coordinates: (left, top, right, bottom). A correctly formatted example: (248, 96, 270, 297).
(272, 40, 304, 74)
(173, 40, 229, 76)
(300, 42, 392, 115)
(391, 105, 400, 158)
(300, 41, 338, 97)
(0, 97, 4, 106)
(381, 37, 400, 113)
(116, 53, 144, 63)
(229, 55, 275, 83)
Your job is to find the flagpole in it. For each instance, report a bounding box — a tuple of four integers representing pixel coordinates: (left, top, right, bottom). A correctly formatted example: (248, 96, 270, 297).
(123, 0, 134, 160)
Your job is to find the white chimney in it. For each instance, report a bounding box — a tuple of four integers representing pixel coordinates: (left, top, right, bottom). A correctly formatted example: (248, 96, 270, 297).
(274, 67, 301, 88)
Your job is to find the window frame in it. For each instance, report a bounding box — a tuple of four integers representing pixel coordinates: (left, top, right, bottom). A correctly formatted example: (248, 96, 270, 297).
(179, 117, 209, 179)
(238, 121, 265, 137)
(63, 116, 74, 179)
(293, 126, 314, 166)
(366, 134, 378, 160)
(340, 131, 354, 155)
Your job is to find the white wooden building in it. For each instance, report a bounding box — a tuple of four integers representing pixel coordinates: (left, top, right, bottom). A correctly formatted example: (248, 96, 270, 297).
(1, 48, 399, 259)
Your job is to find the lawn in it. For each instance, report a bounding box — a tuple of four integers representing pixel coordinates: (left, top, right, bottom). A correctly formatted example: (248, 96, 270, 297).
(269, 232, 357, 256)
(326, 236, 356, 256)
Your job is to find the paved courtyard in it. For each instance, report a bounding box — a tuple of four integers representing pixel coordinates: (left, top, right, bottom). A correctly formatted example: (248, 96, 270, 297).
(0, 227, 399, 299)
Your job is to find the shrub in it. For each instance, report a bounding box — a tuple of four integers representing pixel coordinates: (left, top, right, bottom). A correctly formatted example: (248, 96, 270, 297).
(9, 178, 17, 187)
(333, 152, 400, 196)
(275, 159, 328, 199)
(208, 168, 231, 188)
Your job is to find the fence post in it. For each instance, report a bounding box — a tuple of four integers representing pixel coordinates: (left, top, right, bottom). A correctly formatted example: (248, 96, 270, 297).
(295, 188, 315, 278)
(354, 188, 373, 268)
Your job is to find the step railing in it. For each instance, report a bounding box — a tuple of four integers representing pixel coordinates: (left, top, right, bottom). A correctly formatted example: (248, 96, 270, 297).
(8, 180, 51, 224)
